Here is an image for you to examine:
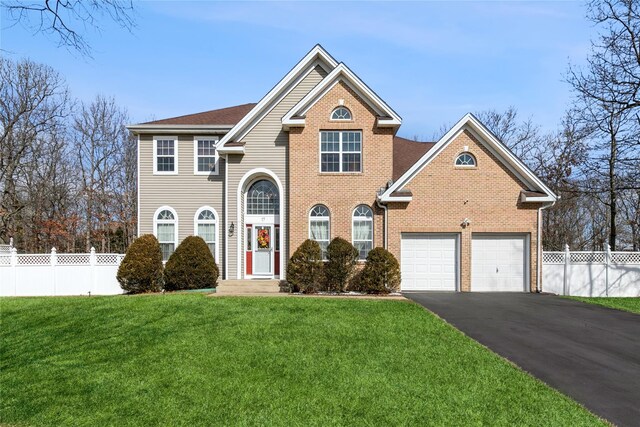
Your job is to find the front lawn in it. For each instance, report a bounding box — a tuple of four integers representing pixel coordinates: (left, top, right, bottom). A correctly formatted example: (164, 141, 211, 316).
(0, 295, 602, 426)
(568, 297, 640, 314)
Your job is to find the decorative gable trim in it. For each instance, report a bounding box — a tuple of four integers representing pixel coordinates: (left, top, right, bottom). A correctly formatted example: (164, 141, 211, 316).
(378, 113, 558, 203)
(217, 45, 338, 149)
(282, 63, 402, 130)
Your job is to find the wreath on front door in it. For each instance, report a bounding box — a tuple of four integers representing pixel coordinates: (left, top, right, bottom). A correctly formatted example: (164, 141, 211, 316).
(257, 228, 270, 249)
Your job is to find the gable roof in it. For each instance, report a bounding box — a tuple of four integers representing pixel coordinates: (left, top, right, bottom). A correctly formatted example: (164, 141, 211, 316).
(282, 62, 402, 129)
(393, 136, 435, 181)
(141, 103, 256, 126)
(216, 44, 338, 152)
(379, 113, 558, 203)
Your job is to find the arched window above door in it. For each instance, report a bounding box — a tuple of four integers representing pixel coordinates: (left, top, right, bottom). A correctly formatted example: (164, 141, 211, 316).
(247, 179, 279, 215)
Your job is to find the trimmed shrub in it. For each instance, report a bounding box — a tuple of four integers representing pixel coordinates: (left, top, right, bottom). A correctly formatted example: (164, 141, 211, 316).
(286, 239, 323, 293)
(117, 234, 164, 294)
(324, 237, 358, 292)
(164, 236, 219, 291)
(359, 247, 401, 294)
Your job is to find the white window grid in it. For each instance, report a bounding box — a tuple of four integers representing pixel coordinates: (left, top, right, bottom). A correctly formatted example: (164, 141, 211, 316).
(309, 204, 330, 259)
(331, 106, 352, 120)
(320, 131, 362, 173)
(194, 137, 219, 175)
(455, 152, 476, 167)
(247, 180, 279, 215)
(352, 205, 373, 260)
(153, 136, 178, 174)
(156, 208, 177, 261)
(195, 208, 217, 260)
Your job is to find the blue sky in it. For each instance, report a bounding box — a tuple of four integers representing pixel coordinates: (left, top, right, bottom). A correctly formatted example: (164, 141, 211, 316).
(1, 1, 595, 139)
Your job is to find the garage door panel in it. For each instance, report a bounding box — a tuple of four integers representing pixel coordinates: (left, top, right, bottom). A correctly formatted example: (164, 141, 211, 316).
(401, 234, 458, 291)
(472, 234, 527, 292)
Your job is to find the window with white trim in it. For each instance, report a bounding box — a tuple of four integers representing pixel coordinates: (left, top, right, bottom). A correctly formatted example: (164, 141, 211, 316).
(195, 208, 217, 259)
(320, 131, 362, 173)
(331, 106, 352, 120)
(154, 137, 177, 173)
(194, 137, 218, 174)
(455, 152, 476, 167)
(247, 180, 279, 215)
(309, 205, 330, 259)
(352, 205, 373, 260)
(156, 208, 177, 261)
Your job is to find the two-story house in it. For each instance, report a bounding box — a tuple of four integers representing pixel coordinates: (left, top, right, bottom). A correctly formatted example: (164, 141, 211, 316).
(127, 45, 557, 292)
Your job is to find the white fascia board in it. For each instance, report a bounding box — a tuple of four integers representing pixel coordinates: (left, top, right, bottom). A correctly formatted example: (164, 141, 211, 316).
(521, 194, 557, 203)
(218, 45, 338, 148)
(217, 146, 245, 154)
(282, 63, 402, 128)
(377, 195, 413, 203)
(380, 113, 557, 201)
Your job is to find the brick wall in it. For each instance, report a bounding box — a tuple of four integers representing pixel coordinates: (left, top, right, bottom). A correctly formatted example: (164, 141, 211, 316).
(288, 81, 393, 256)
(387, 129, 541, 291)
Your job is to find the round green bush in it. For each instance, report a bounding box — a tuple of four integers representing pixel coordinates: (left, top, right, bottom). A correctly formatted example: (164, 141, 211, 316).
(359, 247, 401, 294)
(286, 239, 323, 293)
(163, 236, 219, 291)
(117, 234, 164, 294)
(324, 237, 358, 292)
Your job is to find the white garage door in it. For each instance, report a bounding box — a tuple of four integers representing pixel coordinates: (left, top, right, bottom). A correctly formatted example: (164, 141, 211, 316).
(401, 234, 458, 291)
(472, 234, 528, 292)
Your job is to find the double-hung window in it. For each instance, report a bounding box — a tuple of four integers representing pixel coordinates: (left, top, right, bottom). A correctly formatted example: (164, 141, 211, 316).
(154, 136, 177, 174)
(352, 205, 373, 260)
(320, 131, 362, 173)
(194, 137, 219, 175)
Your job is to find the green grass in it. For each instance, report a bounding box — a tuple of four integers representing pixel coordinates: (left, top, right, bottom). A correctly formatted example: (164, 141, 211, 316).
(568, 297, 640, 314)
(0, 295, 602, 426)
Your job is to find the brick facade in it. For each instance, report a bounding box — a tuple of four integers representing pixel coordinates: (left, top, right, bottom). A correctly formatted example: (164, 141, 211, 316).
(288, 81, 393, 256)
(386, 129, 541, 291)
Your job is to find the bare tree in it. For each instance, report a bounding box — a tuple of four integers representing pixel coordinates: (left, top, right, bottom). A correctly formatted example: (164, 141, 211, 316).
(475, 106, 543, 162)
(567, 0, 640, 250)
(2, 0, 135, 57)
(0, 57, 71, 245)
(72, 95, 130, 252)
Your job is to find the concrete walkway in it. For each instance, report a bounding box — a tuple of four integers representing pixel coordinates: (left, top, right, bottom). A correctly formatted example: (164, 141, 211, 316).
(212, 280, 283, 296)
(405, 292, 640, 427)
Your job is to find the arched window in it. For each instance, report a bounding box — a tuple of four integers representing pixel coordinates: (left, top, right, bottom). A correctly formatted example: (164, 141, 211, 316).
(155, 207, 177, 261)
(352, 205, 373, 260)
(455, 152, 476, 167)
(247, 180, 279, 215)
(331, 106, 352, 120)
(309, 205, 330, 259)
(195, 207, 218, 260)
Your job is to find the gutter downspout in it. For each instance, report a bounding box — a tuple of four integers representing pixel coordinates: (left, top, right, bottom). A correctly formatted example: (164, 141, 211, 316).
(537, 200, 556, 293)
(376, 199, 388, 250)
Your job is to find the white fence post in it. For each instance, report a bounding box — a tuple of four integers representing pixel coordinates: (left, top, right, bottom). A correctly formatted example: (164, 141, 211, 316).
(563, 244, 570, 296)
(90, 247, 97, 296)
(10, 247, 17, 296)
(51, 247, 57, 296)
(605, 244, 611, 297)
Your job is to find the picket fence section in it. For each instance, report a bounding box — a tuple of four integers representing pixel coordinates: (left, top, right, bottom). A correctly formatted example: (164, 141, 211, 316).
(0, 247, 124, 297)
(1, 246, 639, 297)
(542, 245, 640, 297)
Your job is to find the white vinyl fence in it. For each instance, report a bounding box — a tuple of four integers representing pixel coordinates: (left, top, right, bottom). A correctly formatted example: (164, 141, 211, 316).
(0, 247, 124, 297)
(542, 245, 640, 297)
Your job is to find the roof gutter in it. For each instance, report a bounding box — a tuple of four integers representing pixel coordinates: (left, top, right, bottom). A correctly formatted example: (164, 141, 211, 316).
(375, 199, 388, 250)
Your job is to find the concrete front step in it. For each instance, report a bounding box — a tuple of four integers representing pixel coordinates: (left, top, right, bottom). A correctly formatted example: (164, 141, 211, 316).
(215, 279, 281, 296)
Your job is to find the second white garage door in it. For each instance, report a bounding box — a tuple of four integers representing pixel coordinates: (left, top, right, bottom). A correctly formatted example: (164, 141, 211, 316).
(401, 234, 458, 291)
(471, 234, 528, 292)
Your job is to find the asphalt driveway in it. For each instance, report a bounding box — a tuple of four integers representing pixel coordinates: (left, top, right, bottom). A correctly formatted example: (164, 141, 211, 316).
(405, 292, 640, 427)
